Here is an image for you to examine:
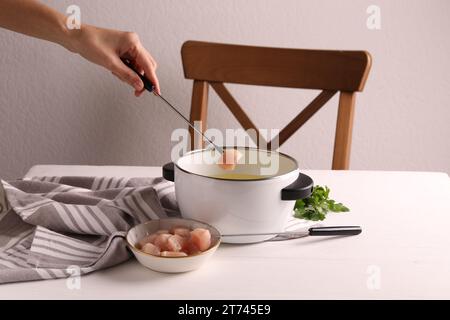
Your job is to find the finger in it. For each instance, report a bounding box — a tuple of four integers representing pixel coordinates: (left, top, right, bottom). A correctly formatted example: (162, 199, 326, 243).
(133, 64, 145, 96)
(111, 71, 126, 83)
(135, 63, 145, 75)
(136, 50, 161, 95)
(135, 88, 145, 97)
(110, 57, 144, 92)
(111, 70, 139, 93)
(147, 53, 158, 70)
(131, 63, 149, 96)
(146, 67, 160, 95)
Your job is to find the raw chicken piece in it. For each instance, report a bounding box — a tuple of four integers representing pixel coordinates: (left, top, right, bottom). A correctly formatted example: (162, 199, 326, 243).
(171, 227, 191, 238)
(137, 226, 213, 257)
(167, 234, 188, 252)
(161, 251, 188, 257)
(190, 228, 211, 251)
(137, 234, 157, 249)
(154, 233, 172, 251)
(183, 242, 201, 256)
(141, 243, 160, 256)
(217, 149, 243, 171)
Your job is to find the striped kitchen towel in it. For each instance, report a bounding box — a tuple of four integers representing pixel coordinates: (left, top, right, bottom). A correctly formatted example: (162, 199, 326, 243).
(0, 176, 178, 284)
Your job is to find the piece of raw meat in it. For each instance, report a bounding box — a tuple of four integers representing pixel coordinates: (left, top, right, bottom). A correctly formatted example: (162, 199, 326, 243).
(171, 227, 191, 238)
(167, 234, 188, 252)
(190, 228, 211, 251)
(217, 149, 243, 171)
(137, 233, 157, 249)
(160, 251, 188, 257)
(183, 242, 201, 256)
(141, 243, 160, 256)
(154, 233, 172, 251)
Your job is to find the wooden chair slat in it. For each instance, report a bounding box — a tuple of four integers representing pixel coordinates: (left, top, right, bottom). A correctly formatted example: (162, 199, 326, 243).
(189, 80, 209, 149)
(182, 41, 371, 92)
(210, 82, 265, 146)
(332, 92, 356, 170)
(268, 90, 337, 149)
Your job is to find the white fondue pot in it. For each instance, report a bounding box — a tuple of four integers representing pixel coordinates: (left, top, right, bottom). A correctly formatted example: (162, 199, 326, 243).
(162, 147, 313, 243)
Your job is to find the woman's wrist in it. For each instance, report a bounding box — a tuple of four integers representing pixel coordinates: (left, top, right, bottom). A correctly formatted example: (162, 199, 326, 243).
(57, 21, 84, 53)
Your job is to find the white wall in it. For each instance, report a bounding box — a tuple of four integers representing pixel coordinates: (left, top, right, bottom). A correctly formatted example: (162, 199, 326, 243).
(1, 0, 449, 179)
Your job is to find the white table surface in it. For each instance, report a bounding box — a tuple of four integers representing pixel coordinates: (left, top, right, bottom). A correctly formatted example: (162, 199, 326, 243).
(1, 165, 449, 299)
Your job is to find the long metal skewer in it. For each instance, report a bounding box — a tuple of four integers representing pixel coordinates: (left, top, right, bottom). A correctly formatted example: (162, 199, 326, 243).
(155, 93, 223, 154)
(120, 57, 223, 154)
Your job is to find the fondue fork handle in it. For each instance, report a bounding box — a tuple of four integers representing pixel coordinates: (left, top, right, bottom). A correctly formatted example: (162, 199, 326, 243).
(308, 226, 362, 236)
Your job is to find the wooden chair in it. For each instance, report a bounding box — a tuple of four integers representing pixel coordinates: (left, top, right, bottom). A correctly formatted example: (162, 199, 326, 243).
(181, 41, 371, 170)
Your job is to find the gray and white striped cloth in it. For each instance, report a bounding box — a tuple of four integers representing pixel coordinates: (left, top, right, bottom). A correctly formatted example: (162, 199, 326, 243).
(0, 175, 178, 284)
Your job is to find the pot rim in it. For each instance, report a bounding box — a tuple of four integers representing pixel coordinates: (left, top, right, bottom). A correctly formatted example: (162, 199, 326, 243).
(175, 147, 299, 182)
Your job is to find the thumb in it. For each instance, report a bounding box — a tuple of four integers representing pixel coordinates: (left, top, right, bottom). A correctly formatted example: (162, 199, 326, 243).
(110, 58, 144, 91)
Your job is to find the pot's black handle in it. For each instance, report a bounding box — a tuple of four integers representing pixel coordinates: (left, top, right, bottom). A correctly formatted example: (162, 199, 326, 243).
(162, 162, 175, 182)
(281, 173, 313, 200)
(309, 226, 362, 236)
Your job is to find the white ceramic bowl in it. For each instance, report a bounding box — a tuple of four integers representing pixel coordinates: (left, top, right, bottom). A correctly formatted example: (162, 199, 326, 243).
(126, 218, 221, 273)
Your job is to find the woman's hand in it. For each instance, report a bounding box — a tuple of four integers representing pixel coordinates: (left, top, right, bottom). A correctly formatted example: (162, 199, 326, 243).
(0, 0, 160, 96)
(69, 25, 160, 96)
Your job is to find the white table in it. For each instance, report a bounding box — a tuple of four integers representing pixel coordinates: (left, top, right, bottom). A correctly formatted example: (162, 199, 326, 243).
(1, 165, 449, 299)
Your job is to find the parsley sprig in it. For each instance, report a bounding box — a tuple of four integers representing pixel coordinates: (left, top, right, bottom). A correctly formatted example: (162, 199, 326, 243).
(294, 185, 349, 221)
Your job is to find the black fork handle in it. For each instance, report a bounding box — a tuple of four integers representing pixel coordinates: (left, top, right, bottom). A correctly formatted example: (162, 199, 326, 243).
(120, 58, 155, 92)
(309, 226, 362, 236)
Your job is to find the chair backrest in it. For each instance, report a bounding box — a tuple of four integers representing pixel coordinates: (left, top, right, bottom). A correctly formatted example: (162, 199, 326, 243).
(181, 40, 371, 169)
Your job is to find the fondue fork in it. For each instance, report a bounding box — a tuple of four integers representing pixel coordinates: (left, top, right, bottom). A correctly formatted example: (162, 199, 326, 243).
(121, 58, 223, 154)
(222, 226, 362, 241)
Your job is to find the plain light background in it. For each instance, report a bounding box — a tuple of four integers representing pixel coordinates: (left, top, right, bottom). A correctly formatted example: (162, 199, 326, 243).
(0, 0, 449, 179)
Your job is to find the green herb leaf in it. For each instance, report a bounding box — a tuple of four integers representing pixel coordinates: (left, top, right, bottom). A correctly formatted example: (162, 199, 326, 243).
(293, 185, 349, 221)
